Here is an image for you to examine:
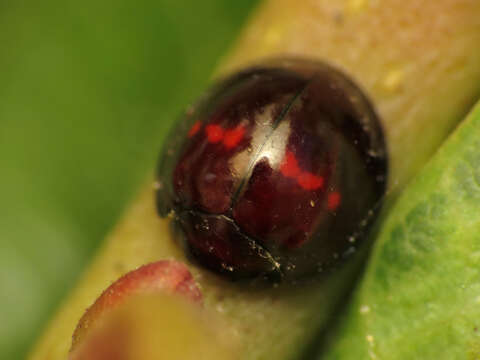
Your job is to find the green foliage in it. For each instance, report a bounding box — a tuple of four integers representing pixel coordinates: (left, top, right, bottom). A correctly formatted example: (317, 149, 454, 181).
(324, 101, 480, 359)
(0, 1, 257, 359)
(4, 1, 479, 359)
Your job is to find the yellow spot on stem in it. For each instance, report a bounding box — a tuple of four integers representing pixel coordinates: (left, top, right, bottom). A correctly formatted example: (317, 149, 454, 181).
(383, 68, 405, 93)
(263, 26, 282, 49)
(347, 0, 368, 13)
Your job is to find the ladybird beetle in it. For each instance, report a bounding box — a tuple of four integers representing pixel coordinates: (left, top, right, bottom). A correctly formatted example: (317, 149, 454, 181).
(156, 59, 388, 280)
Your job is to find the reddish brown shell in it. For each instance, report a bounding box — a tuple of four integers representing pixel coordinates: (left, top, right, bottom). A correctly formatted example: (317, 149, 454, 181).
(156, 59, 388, 280)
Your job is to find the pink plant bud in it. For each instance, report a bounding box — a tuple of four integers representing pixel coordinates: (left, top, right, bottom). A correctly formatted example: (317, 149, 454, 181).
(72, 260, 202, 350)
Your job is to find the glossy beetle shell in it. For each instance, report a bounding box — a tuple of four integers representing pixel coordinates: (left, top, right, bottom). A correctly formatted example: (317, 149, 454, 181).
(156, 59, 388, 280)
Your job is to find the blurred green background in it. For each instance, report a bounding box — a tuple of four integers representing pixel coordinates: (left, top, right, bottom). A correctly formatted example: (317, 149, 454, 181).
(0, 1, 258, 358)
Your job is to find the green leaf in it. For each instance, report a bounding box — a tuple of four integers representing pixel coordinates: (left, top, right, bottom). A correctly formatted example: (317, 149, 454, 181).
(324, 100, 480, 359)
(0, 1, 257, 359)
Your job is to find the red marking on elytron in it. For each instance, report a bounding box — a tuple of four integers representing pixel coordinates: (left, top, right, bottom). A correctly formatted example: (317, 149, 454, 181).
(327, 192, 341, 211)
(188, 121, 201, 138)
(280, 151, 325, 190)
(297, 172, 324, 190)
(280, 151, 301, 178)
(205, 124, 225, 143)
(223, 126, 245, 149)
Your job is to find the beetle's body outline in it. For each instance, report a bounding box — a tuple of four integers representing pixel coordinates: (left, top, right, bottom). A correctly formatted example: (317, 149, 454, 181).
(156, 59, 388, 280)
